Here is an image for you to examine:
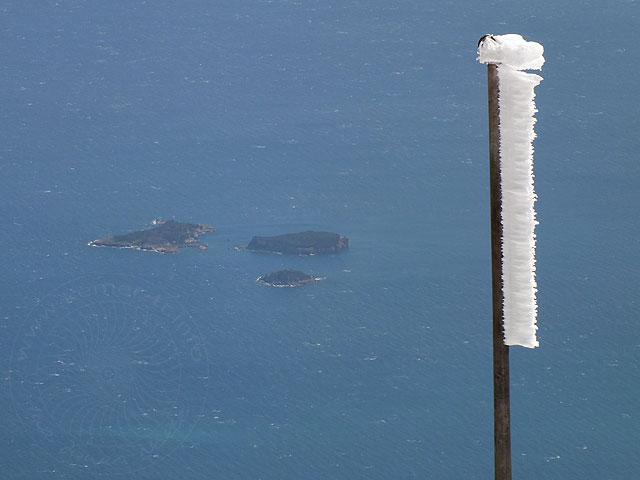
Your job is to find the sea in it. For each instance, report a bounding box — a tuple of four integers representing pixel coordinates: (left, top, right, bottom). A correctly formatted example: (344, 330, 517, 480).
(1, 1, 638, 479)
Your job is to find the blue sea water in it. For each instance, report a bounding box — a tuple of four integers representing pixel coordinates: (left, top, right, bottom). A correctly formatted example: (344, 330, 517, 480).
(1, 1, 638, 478)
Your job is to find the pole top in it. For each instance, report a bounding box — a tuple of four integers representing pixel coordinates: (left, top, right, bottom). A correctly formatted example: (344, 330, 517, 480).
(478, 34, 496, 48)
(477, 34, 544, 71)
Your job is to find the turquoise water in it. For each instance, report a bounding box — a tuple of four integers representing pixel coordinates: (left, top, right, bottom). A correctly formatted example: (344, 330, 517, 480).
(2, 1, 639, 478)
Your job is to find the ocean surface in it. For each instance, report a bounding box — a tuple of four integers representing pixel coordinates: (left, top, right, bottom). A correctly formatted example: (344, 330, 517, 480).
(1, 1, 638, 478)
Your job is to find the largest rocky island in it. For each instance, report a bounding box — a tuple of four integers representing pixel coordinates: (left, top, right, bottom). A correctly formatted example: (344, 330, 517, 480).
(89, 220, 213, 253)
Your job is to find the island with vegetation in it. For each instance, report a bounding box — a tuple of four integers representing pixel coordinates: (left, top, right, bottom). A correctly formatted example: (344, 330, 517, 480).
(246, 231, 348, 255)
(257, 269, 322, 287)
(88, 219, 213, 253)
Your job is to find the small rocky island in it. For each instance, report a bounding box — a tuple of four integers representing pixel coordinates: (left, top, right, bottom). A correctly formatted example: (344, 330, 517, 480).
(257, 269, 322, 287)
(246, 231, 348, 255)
(88, 219, 213, 253)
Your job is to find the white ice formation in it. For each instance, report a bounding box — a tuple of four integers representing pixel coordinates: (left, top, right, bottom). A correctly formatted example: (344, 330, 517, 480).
(478, 34, 544, 348)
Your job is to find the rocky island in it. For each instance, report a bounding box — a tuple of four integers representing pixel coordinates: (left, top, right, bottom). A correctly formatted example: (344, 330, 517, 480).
(88, 219, 213, 253)
(257, 269, 322, 287)
(246, 231, 348, 255)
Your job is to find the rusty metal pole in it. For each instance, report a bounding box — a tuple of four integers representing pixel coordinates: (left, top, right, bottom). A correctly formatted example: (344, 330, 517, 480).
(487, 62, 512, 480)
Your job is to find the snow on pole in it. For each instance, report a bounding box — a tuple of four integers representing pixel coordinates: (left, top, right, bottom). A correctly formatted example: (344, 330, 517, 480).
(478, 34, 544, 348)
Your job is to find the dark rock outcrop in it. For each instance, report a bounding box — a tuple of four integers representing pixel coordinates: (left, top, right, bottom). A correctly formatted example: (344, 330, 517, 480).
(247, 231, 348, 255)
(257, 269, 320, 287)
(89, 220, 213, 253)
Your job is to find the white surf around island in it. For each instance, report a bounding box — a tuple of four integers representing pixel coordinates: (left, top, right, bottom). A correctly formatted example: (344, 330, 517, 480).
(87, 241, 164, 253)
(256, 276, 326, 287)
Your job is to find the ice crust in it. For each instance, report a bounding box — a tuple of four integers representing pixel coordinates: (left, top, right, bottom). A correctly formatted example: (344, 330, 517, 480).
(479, 34, 544, 348)
(477, 34, 544, 70)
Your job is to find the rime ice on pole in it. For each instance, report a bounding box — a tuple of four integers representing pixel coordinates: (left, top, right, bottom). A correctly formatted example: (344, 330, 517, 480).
(478, 34, 544, 348)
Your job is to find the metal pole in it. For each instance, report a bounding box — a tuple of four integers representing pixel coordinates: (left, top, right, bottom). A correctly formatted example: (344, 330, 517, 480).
(487, 62, 512, 480)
